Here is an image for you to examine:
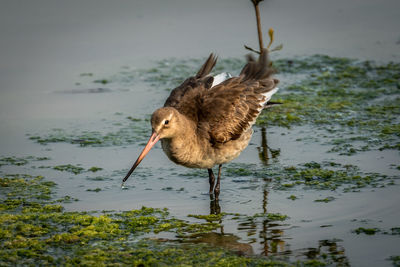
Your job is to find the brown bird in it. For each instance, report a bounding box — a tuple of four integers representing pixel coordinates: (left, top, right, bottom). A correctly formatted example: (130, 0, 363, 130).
(122, 49, 279, 197)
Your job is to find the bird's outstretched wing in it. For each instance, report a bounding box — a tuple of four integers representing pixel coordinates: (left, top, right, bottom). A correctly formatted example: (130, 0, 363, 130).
(165, 50, 279, 144)
(164, 54, 217, 108)
(197, 50, 279, 144)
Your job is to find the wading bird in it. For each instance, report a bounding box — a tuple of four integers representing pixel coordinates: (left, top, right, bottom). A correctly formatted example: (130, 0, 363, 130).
(122, 50, 279, 198)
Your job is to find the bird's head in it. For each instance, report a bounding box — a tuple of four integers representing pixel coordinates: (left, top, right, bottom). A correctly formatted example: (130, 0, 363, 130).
(121, 107, 179, 186)
(150, 107, 179, 139)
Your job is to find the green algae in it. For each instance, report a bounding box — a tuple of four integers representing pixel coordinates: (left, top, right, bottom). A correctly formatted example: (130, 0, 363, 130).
(0, 156, 29, 167)
(1, 173, 335, 266)
(126, 116, 142, 122)
(256, 56, 400, 154)
(0, 174, 55, 203)
(389, 255, 400, 266)
(353, 227, 380, 235)
(52, 195, 79, 204)
(87, 166, 103, 172)
(161, 186, 173, 191)
(224, 163, 258, 177)
(314, 197, 335, 203)
(86, 188, 102, 192)
(0, 156, 50, 168)
(390, 227, 400, 235)
(273, 162, 392, 192)
(29, 117, 149, 147)
(48, 165, 104, 175)
(188, 213, 225, 223)
(93, 79, 110, 84)
(50, 241, 294, 266)
(85, 176, 112, 181)
(53, 164, 85, 175)
(221, 161, 395, 193)
(0, 174, 290, 266)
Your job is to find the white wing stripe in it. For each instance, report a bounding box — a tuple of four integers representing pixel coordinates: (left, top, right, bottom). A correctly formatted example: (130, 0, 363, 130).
(262, 87, 279, 103)
(212, 72, 232, 88)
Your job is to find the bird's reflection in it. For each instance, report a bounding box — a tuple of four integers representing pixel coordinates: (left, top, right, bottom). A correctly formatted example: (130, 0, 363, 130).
(188, 232, 254, 256)
(258, 127, 280, 165)
(300, 239, 349, 265)
(210, 195, 221, 215)
(207, 126, 288, 256)
(199, 127, 348, 264)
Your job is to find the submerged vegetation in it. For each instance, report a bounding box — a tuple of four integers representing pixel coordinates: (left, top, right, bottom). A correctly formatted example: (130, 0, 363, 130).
(259, 56, 400, 155)
(195, 161, 396, 193)
(0, 156, 50, 168)
(28, 117, 149, 147)
(51, 165, 103, 175)
(390, 255, 400, 267)
(2, 173, 328, 266)
(352, 226, 400, 236)
(353, 227, 380, 235)
(274, 162, 393, 192)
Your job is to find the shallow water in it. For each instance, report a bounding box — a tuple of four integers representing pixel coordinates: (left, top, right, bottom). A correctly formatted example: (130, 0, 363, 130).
(1, 0, 400, 266)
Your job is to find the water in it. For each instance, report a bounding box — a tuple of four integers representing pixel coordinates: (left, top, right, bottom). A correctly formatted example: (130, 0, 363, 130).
(1, 0, 400, 266)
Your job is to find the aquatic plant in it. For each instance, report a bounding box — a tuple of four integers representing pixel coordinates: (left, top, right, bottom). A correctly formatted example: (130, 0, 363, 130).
(314, 196, 335, 203)
(53, 164, 85, 175)
(0, 156, 50, 168)
(258, 56, 400, 155)
(273, 162, 393, 192)
(29, 117, 149, 147)
(353, 227, 380, 235)
(389, 255, 400, 266)
(2, 172, 346, 265)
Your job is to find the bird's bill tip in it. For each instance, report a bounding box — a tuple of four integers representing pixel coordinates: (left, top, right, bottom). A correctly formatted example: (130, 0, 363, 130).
(121, 132, 160, 184)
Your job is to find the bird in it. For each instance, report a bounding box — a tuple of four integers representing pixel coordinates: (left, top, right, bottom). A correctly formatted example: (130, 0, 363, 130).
(122, 49, 279, 198)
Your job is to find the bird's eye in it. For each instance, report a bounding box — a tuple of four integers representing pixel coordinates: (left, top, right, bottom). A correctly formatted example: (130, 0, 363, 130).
(164, 120, 169, 125)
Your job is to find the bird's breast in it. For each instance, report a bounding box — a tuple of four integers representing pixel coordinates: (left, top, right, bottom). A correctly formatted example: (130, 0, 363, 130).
(160, 129, 252, 169)
(160, 137, 208, 168)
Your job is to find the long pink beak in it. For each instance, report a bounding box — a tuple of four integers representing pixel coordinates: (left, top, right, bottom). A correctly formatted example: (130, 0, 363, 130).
(121, 131, 160, 186)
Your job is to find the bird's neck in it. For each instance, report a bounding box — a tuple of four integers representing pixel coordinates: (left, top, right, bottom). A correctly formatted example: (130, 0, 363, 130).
(174, 112, 197, 141)
(160, 112, 204, 167)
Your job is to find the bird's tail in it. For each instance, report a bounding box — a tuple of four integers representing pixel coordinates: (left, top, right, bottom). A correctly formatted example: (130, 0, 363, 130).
(240, 49, 276, 82)
(241, 49, 280, 107)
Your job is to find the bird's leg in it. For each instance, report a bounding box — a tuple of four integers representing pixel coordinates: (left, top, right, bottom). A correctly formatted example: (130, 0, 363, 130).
(208, 168, 215, 194)
(214, 164, 222, 197)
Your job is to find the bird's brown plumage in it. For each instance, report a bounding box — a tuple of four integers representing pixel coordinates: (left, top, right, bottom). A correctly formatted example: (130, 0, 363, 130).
(163, 54, 217, 108)
(165, 49, 279, 145)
